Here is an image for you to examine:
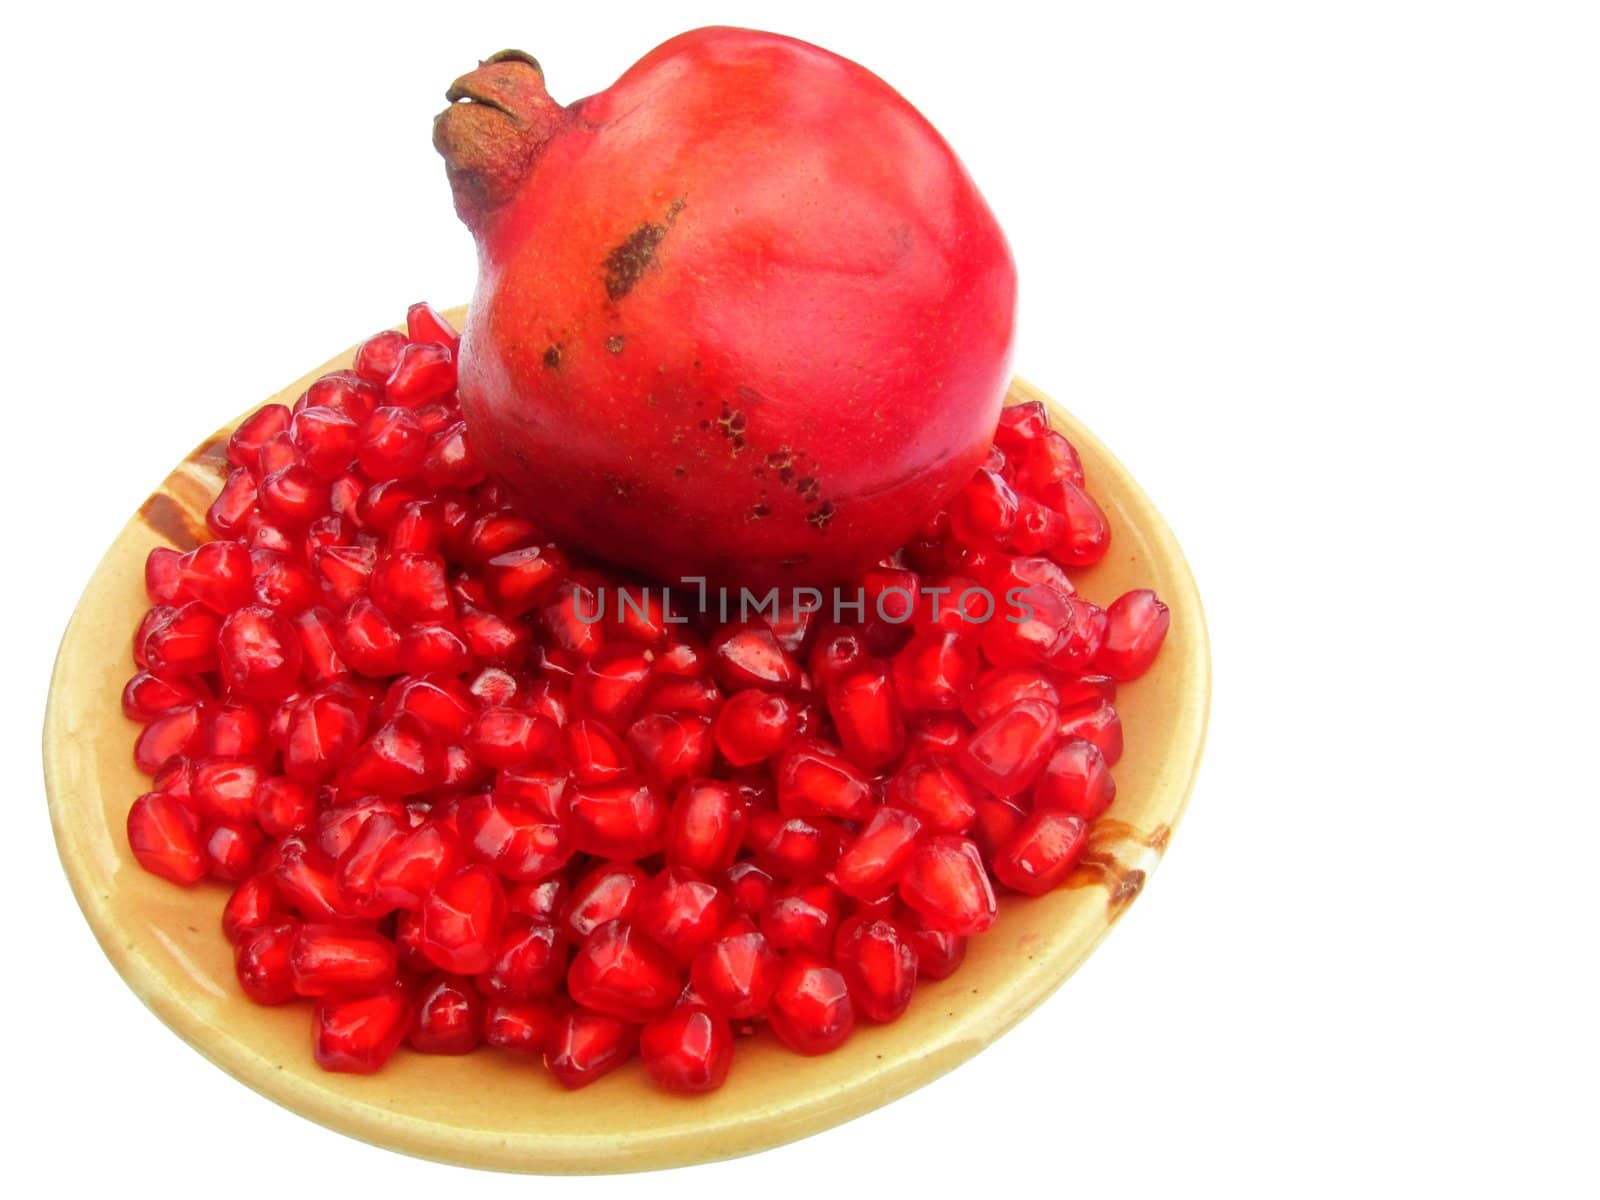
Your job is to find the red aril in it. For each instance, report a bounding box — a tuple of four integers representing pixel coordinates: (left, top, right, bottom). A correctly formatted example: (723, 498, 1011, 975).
(566, 919, 682, 1023)
(831, 807, 923, 901)
(835, 917, 918, 1023)
(690, 925, 780, 1019)
(289, 924, 398, 997)
(313, 985, 412, 1073)
(1095, 588, 1171, 681)
(992, 810, 1090, 896)
(641, 1006, 733, 1093)
(1035, 738, 1117, 821)
(712, 690, 796, 766)
(409, 974, 484, 1054)
(959, 699, 1060, 797)
(127, 793, 204, 885)
(545, 1008, 637, 1089)
(766, 959, 855, 1055)
(898, 835, 997, 936)
(420, 864, 507, 974)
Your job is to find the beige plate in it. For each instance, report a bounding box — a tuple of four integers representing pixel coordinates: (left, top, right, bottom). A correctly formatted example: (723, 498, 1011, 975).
(43, 309, 1210, 1173)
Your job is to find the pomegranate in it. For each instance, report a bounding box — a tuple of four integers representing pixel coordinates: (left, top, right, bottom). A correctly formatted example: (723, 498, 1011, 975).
(433, 29, 1016, 587)
(118, 303, 1172, 1094)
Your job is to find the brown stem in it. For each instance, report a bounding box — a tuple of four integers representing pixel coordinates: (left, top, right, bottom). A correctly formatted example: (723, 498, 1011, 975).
(433, 50, 567, 233)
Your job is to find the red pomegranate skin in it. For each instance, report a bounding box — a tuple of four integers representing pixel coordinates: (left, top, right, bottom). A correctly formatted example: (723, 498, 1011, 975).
(434, 28, 1017, 588)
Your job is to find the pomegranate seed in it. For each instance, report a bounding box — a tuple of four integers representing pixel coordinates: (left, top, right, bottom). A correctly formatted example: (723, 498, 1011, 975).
(760, 882, 840, 958)
(541, 578, 606, 657)
(341, 716, 444, 796)
(481, 920, 567, 998)
(405, 302, 460, 349)
(485, 545, 567, 616)
(887, 757, 976, 834)
(825, 661, 906, 769)
(202, 822, 264, 881)
(775, 739, 874, 821)
(745, 810, 842, 882)
(222, 873, 284, 945)
(635, 867, 731, 965)
(899, 836, 997, 935)
(289, 924, 398, 997)
(313, 985, 412, 1073)
(127, 793, 204, 885)
(485, 996, 566, 1056)
(235, 920, 299, 1004)
(573, 646, 654, 728)
(545, 1008, 637, 1089)
(724, 860, 777, 915)
(710, 622, 802, 691)
(207, 469, 258, 538)
(950, 469, 1020, 547)
(457, 792, 568, 882)
(133, 702, 207, 774)
(370, 552, 453, 622)
(420, 864, 507, 974)
(140, 602, 222, 676)
(217, 605, 302, 700)
(563, 862, 649, 942)
(176, 540, 254, 614)
(641, 1005, 733, 1093)
(289, 406, 360, 479)
(333, 811, 406, 914)
(421, 422, 487, 490)
(1057, 701, 1124, 764)
(1036, 737, 1117, 820)
(564, 718, 636, 784)
(959, 699, 1060, 796)
(409, 974, 483, 1054)
(385, 341, 456, 407)
(767, 959, 855, 1055)
(664, 780, 748, 875)
(1095, 588, 1170, 680)
(568, 781, 666, 859)
(144, 546, 185, 603)
(640, 674, 723, 719)
(121, 671, 206, 722)
(893, 629, 979, 713)
(507, 877, 568, 922)
(807, 624, 869, 689)
(255, 775, 315, 838)
(282, 687, 367, 782)
(831, 806, 922, 901)
(374, 819, 463, 910)
(690, 925, 780, 1019)
(994, 400, 1049, 449)
(1014, 430, 1085, 493)
(469, 706, 558, 769)
(567, 919, 682, 1023)
(1038, 477, 1110, 566)
(352, 330, 407, 384)
(964, 666, 1060, 724)
(908, 921, 968, 980)
(993, 810, 1090, 896)
(191, 759, 264, 825)
(627, 712, 713, 784)
(835, 917, 918, 1022)
(712, 689, 796, 766)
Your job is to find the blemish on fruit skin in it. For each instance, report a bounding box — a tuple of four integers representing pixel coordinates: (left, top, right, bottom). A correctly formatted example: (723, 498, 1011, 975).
(542, 344, 562, 369)
(606, 334, 625, 353)
(601, 197, 687, 301)
(673, 465, 688, 479)
(805, 500, 836, 531)
(749, 502, 771, 520)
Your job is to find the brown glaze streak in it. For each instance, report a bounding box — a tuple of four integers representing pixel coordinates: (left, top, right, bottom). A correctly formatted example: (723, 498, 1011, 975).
(139, 433, 232, 549)
(1066, 819, 1171, 916)
(139, 492, 207, 551)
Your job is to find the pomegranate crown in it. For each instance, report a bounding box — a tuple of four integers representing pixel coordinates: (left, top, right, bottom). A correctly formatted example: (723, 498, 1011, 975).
(433, 50, 567, 231)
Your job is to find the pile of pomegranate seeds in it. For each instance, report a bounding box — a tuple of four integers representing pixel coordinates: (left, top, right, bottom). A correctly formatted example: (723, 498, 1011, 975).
(124, 303, 1170, 1091)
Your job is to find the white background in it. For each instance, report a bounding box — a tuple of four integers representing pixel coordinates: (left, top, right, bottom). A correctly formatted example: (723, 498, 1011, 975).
(3, 1, 1596, 1195)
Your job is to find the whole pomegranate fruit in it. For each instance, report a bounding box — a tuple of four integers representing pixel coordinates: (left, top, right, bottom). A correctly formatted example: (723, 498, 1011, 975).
(434, 28, 1016, 588)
